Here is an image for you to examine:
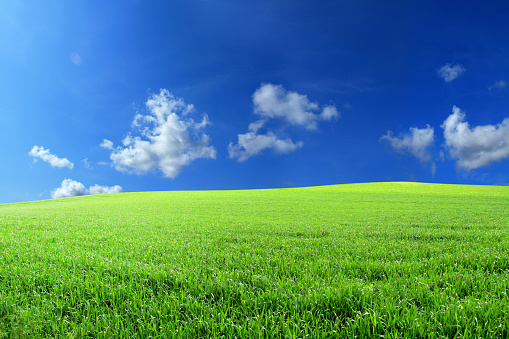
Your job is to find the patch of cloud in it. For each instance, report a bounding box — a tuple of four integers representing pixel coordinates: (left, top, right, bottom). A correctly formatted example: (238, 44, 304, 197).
(228, 131, 303, 162)
(431, 162, 437, 177)
(380, 125, 435, 174)
(252, 83, 339, 130)
(70, 53, 82, 66)
(88, 184, 123, 195)
(82, 158, 92, 169)
(489, 80, 507, 91)
(51, 179, 122, 199)
(320, 105, 339, 120)
(441, 106, 509, 170)
(51, 179, 88, 198)
(439, 150, 446, 162)
(437, 63, 465, 82)
(104, 89, 216, 178)
(229, 83, 339, 162)
(100, 139, 114, 150)
(29, 146, 74, 169)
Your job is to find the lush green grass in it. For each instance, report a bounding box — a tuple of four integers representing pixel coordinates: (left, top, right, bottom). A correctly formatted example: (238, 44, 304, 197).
(0, 182, 508, 338)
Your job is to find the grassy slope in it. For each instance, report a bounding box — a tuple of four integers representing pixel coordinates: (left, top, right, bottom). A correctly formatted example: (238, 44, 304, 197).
(0, 182, 508, 338)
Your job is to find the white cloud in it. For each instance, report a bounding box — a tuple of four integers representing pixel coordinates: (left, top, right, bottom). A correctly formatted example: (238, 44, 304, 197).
(105, 89, 216, 178)
(88, 184, 123, 195)
(51, 179, 122, 199)
(100, 139, 114, 150)
(51, 179, 87, 198)
(441, 106, 509, 170)
(489, 80, 507, 91)
(437, 63, 465, 82)
(229, 83, 338, 162)
(82, 158, 92, 169)
(29, 146, 74, 169)
(70, 53, 82, 66)
(320, 105, 340, 120)
(381, 125, 435, 162)
(228, 131, 303, 162)
(252, 83, 339, 130)
(381, 125, 436, 174)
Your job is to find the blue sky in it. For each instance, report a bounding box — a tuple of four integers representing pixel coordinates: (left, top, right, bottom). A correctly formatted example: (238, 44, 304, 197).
(1, 0, 509, 203)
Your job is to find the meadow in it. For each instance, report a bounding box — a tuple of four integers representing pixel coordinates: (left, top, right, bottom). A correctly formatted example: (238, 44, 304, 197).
(0, 182, 508, 338)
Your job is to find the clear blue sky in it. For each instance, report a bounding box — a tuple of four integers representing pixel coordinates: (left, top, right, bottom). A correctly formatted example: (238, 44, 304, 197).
(2, 0, 509, 203)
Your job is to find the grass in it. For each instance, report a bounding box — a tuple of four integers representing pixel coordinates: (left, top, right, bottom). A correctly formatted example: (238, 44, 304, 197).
(0, 182, 508, 338)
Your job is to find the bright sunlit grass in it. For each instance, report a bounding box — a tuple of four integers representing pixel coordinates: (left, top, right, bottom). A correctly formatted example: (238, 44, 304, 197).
(0, 182, 508, 338)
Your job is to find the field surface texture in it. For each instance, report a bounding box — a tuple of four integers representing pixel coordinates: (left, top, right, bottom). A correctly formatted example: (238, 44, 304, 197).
(0, 182, 508, 338)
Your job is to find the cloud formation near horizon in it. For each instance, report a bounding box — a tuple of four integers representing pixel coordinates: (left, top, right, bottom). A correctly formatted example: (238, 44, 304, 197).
(229, 83, 339, 161)
(441, 106, 509, 170)
(29, 146, 74, 169)
(437, 63, 465, 82)
(380, 125, 436, 174)
(102, 89, 216, 178)
(51, 179, 122, 199)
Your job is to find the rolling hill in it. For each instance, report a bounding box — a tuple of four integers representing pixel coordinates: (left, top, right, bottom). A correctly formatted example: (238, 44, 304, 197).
(1, 182, 508, 338)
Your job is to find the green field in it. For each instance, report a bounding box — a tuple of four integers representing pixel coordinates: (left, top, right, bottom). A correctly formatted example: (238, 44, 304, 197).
(0, 182, 508, 338)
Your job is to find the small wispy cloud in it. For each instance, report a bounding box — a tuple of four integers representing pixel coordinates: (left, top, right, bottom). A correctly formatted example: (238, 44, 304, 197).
(229, 83, 339, 162)
(489, 80, 507, 91)
(380, 125, 436, 175)
(51, 179, 122, 199)
(437, 63, 465, 82)
(103, 89, 216, 178)
(82, 158, 92, 169)
(29, 146, 74, 169)
(70, 53, 82, 66)
(441, 106, 509, 170)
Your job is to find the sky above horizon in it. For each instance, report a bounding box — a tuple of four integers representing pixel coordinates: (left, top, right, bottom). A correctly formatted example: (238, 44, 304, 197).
(2, 0, 509, 203)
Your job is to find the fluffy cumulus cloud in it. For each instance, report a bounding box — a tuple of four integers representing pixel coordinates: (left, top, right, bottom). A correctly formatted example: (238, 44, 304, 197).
(441, 106, 509, 170)
(102, 89, 216, 178)
(28, 146, 74, 169)
(437, 63, 465, 82)
(51, 179, 122, 199)
(380, 125, 436, 174)
(252, 83, 339, 130)
(229, 83, 339, 162)
(228, 131, 303, 162)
